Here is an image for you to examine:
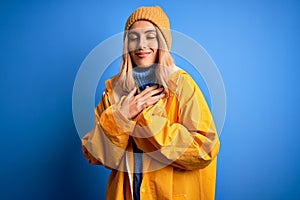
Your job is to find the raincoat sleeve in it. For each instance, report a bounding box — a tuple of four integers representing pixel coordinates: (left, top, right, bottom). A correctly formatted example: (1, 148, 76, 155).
(81, 90, 135, 169)
(133, 72, 220, 170)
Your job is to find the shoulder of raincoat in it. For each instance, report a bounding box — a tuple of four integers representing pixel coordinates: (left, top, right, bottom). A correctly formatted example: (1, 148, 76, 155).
(82, 68, 220, 200)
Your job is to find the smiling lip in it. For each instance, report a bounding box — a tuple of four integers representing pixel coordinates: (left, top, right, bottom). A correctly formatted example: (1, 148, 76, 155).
(135, 52, 151, 58)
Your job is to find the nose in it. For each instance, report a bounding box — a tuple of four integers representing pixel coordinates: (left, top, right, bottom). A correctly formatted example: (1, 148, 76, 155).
(138, 36, 146, 49)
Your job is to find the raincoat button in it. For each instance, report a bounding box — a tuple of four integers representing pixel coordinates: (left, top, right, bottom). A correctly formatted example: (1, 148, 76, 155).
(141, 188, 145, 193)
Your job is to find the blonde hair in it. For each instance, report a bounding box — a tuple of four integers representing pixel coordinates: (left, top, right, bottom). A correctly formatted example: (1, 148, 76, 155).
(114, 26, 175, 96)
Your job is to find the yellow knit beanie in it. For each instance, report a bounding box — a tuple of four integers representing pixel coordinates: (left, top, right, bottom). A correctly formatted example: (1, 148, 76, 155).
(125, 6, 172, 50)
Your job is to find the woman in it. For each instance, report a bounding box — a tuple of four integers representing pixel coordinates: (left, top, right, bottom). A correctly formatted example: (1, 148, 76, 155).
(82, 5, 220, 200)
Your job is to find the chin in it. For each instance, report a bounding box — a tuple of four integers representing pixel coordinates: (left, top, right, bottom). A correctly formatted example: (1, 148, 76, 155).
(134, 59, 156, 67)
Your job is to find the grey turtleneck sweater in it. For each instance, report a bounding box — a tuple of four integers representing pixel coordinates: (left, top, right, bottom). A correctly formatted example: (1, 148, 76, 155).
(132, 65, 157, 91)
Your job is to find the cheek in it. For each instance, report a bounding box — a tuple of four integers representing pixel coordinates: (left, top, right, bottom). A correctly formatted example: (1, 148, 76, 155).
(149, 40, 159, 49)
(128, 41, 137, 52)
(152, 50, 158, 60)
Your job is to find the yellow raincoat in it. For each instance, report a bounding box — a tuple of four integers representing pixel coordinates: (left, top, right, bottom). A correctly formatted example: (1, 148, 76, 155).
(82, 69, 220, 200)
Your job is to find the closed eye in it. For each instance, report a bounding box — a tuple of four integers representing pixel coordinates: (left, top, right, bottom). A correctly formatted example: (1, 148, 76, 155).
(147, 35, 157, 40)
(128, 33, 139, 41)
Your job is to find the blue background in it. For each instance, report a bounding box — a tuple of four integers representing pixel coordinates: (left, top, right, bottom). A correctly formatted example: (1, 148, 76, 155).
(1, 0, 300, 199)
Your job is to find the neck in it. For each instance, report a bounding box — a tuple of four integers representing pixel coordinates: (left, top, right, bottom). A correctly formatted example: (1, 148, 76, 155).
(132, 64, 157, 91)
(133, 63, 157, 71)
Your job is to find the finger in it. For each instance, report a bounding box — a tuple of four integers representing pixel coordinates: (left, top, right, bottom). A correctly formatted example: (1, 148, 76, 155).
(139, 84, 159, 95)
(133, 85, 156, 99)
(137, 92, 165, 109)
(152, 87, 164, 96)
(144, 94, 164, 107)
(141, 86, 163, 98)
(137, 89, 164, 104)
(140, 87, 164, 101)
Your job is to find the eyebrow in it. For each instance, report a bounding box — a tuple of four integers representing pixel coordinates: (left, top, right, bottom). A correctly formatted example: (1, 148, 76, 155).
(128, 29, 156, 34)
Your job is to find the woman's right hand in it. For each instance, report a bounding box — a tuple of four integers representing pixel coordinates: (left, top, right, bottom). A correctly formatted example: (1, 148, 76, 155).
(119, 85, 165, 119)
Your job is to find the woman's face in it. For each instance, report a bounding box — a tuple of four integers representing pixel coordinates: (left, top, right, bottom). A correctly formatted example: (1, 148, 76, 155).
(128, 20, 158, 67)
